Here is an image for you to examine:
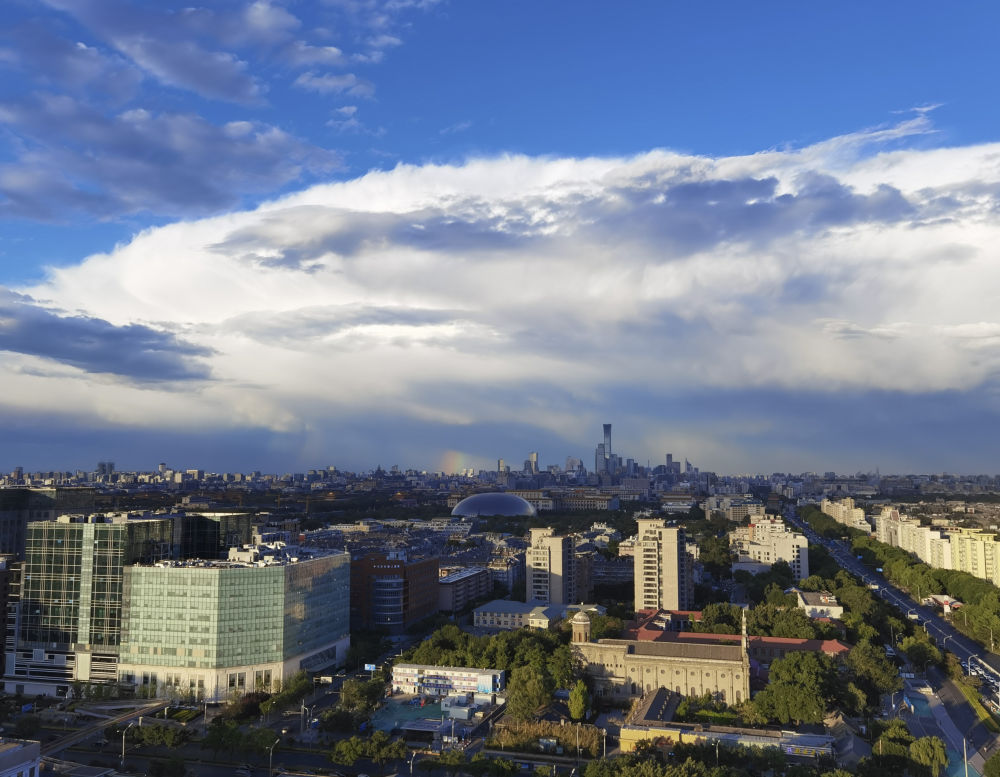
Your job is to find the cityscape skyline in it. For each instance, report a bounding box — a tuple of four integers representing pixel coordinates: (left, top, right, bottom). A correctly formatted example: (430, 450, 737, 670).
(3, 4, 1000, 473)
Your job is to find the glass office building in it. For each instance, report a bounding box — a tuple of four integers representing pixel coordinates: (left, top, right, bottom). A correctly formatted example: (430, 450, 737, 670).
(118, 551, 350, 700)
(6, 515, 176, 693)
(4, 511, 255, 696)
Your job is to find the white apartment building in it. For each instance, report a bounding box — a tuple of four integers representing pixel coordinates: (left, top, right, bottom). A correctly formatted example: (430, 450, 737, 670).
(820, 497, 871, 532)
(875, 507, 954, 571)
(526, 528, 591, 605)
(633, 519, 693, 612)
(951, 529, 1000, 587)
(702, 495, 766, 522)
(731, 517, 809, 581)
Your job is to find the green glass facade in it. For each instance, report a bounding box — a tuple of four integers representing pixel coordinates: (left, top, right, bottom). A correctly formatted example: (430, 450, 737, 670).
(120, 565, 285, 668)
(118, 552, 350, 695)
(19, 518, 174, 650)
(6, 512, 259, 695)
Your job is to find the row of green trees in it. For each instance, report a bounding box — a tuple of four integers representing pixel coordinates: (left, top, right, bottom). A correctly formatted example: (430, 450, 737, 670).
(319, 676, 390, 732)
(400, 623, 575, 720)
(201, 718, 284, 757)
(801, 503, 1000, 652)
(578, 727, 949, 777)
(331, 730, 407, 775)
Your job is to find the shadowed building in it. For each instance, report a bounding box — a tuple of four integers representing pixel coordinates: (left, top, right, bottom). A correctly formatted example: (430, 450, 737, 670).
(351, 553, 439, 633)
(0, 487, 96, 559)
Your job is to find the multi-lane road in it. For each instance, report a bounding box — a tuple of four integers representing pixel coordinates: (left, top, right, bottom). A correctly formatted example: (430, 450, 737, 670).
(784, 508, 1000, 688)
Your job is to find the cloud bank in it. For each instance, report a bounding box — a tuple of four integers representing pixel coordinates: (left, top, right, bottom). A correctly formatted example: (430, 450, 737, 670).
(10, 118, 1000, 472)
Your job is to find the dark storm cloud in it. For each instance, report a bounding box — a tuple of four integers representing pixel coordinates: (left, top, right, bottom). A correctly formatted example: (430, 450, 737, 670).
(211, 169, 925, 272)
(0, 289, 212, 381)
(211, 203, 541, 269)
(0, 95, 338, 219)
(584, 171, 915, 256)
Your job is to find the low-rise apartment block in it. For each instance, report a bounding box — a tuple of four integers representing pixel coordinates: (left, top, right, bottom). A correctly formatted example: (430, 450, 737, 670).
(438, 567, 492, 613)
(392, 664, 505, 697)
(795, 591, 844, 620)
(730, 518, 809, 580)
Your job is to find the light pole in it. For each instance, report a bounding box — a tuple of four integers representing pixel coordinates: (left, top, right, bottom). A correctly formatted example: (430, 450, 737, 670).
(268, 737, 280, 777)
(576, 722, 580, 763)
(410, 752, 418, 775)
(601, 728, 607, 759)
(120, 721, 136, 769)
(300, 703, 315, 735)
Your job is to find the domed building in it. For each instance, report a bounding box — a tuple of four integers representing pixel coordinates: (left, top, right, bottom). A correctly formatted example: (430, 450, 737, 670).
(451, 492, 537, 518)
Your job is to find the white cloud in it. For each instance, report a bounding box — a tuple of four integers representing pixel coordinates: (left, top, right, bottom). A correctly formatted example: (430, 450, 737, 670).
(13, 119, 1000, 465)
(440, 120, 472, 135)
(293, 71, 375, 97)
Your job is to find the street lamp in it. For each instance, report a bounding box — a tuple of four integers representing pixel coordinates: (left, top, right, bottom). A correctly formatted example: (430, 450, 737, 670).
(300, 703, 315, 735)
(409, 752, 418, 775)
(600, 728, 607, 759)
(121, 721, 136, 769)
(268, 737, 280, 777)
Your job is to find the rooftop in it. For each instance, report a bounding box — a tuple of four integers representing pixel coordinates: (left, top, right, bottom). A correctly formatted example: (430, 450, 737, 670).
(439, 567, 489, 584)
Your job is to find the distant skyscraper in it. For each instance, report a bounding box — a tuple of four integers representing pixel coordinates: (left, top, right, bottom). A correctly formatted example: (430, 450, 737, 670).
(594, 443, 606, 474)
(528, 452, 539, 475)
(497, 458, 505, 474)
(595, 423, 614, 476)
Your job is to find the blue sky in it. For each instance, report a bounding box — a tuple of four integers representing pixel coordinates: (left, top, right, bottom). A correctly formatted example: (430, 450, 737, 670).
(2, 1, 1000, 474)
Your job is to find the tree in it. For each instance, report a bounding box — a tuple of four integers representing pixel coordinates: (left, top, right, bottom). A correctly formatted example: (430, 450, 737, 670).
(331, 736, 366, 767)
(569, 680, 590, 721)
(505, 665, 553, 721)
(983, 751, 1000, 777)
(901, 636, 942, 670)
(202, 718, 243, 756)
(909, 736, 947, 777)
(694, 603, 742, 634)
(436, 748, 467, 777)
(245, 726, 281, 758)
(752, 651, 836, 724)
(846, 641, 902, 708)
(752, 682, 825, 725)
(365, 730, 407, 776)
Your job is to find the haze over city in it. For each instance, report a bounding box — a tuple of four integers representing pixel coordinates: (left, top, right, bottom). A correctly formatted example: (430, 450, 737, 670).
(2, 2, 1000, 474)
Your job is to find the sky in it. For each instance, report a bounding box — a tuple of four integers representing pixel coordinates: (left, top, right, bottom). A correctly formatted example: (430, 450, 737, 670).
(2, 1, 1000, 475)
